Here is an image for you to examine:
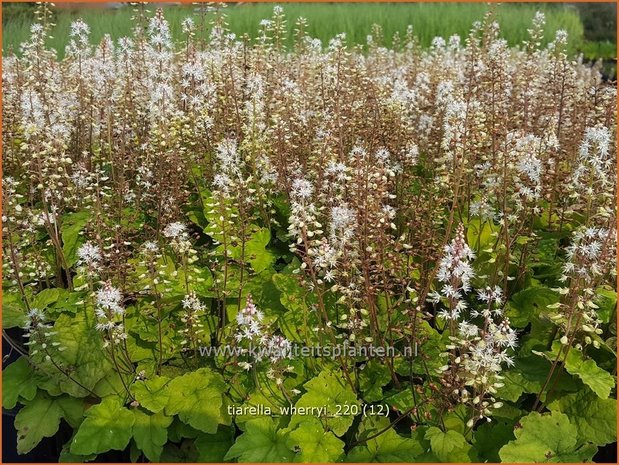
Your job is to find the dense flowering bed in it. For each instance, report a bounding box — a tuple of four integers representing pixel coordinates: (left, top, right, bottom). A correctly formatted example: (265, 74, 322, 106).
(2, 5, 617, 463)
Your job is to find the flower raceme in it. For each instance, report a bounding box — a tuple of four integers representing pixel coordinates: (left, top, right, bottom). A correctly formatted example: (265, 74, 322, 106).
(94, 282, 128, 347)
(22, 308, 64, 359)
(235, 294, 265, 342)
(76, 241, 102, 271)
(433, 226, 518, 427)
(234, 295, 292, 366)
(431, 225, 476, 321)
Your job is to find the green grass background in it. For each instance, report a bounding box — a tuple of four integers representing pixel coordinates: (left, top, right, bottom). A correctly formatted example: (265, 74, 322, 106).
(3, 2, 589, 56)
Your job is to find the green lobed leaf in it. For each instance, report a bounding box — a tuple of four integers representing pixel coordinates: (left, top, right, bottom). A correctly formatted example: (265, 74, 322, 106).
(272, 273, 309, 313)
(165, 368, 230, 433)
(32, 288, 61, 309)
(473, 419, 516, 463)
(499, 411, 596, 462)
(54, 396, 86, 429)
(559, 345, 615, 399)
(2, 291, 27, 329)
(3, 357, 39, 409)
(548, 390, 617, 446)
(229, 390, 284, 428)
(129, 440, 141, 463)
(160, 439, 199, 462)
(359, 361, 392, 403)
(48, 289, 87, 316)
(384, 387, 415, 413)
(424, 426, 471, 463)
(70, 397, 135, 455)
(36, 312, 112, 398)
(15, 392, 64, 454)
(194, 427, 235, 462)
(506, 286, 560, 328)
(287, 417, 345, 463)
(224, 417, 294, 462)
(496, 356, 576, 402)
(168, 418, 201, 442)
(466, 218, 497, 249)
(595, 287, 617, 324)
(347, 416, 424, 463)
(243, 227, 276, 273)
(133, 375, 171, 413)
(442, 405, 467, 435)
(59, 440, 97, 463)
(61, 211, 90, 267)
(290, 369, 359, 437)
(132, 409, 173, 462)
(243, 269, 287, 316)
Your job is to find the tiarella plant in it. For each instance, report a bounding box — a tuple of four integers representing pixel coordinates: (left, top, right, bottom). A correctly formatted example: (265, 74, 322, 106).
(2, 4, 616, 463)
